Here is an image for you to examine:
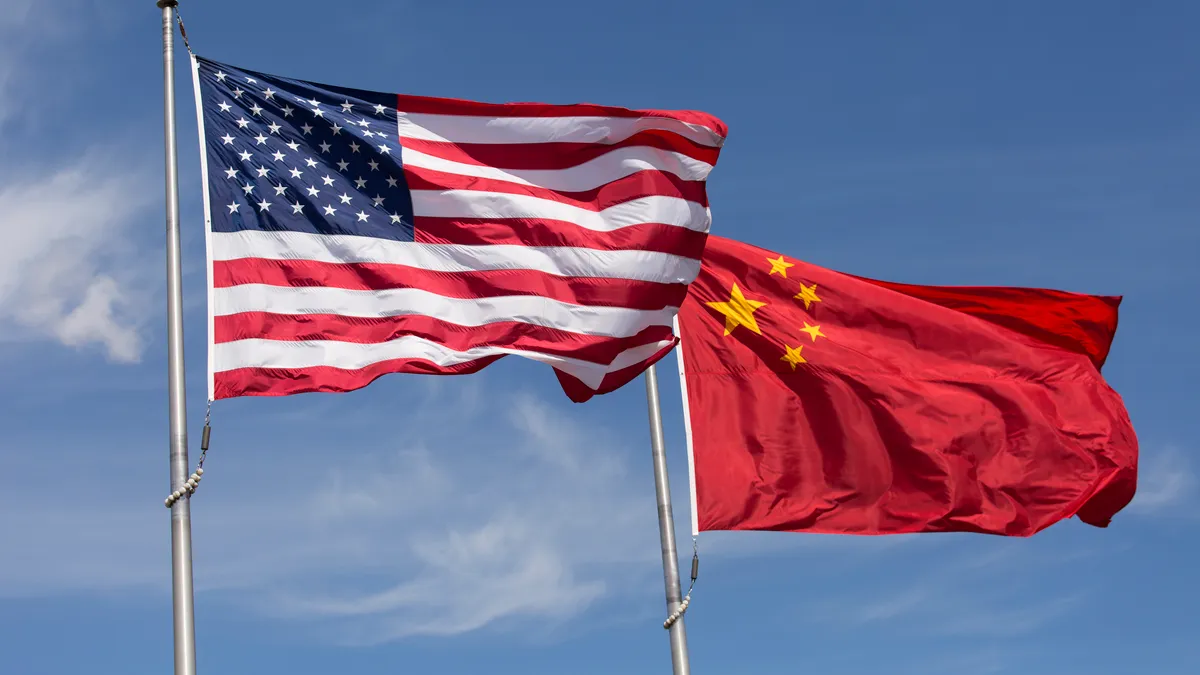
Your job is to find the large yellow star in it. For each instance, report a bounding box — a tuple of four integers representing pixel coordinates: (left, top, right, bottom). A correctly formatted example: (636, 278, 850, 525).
(766, 255, 794, 278)
(800, 321, 825, 342)
(780, 344, 807, 370)
(795, 282, 821, 310)
(706, 283, 766, 336)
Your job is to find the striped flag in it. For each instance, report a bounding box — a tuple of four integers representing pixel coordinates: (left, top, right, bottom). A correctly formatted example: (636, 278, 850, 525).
(190, 56, 726, 402)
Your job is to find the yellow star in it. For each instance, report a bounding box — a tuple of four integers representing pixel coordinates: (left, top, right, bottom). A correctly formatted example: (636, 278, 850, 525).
(780, 344, 807, 370)
(706, 283, 767, 336)
(766, 255, 794, 278)
(795, 282, 821, 310)
(800, 321, 825, 342)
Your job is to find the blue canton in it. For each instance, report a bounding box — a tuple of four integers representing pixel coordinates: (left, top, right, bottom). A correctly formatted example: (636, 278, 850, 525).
(194, 56, 416, 243)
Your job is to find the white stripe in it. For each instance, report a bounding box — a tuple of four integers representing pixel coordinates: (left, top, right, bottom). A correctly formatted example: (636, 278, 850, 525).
(214, 336, 675, 390)
(401, 145, 714, 190)
(214, 284, 676, 337)
(396, 112, 724, 148)
(211, 231, 702, 285)
(412, 191, 709, 234)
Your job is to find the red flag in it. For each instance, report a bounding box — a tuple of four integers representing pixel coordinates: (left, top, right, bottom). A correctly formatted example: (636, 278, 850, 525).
(677, 235, 1137, 537)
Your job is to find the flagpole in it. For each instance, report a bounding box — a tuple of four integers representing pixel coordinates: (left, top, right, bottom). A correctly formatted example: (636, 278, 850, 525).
(644, 364, 691, 675)
(158, 2, 198, 674)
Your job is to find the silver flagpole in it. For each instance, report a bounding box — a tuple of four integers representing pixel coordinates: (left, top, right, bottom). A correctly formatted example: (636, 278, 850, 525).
(158, 2, 198, 673)
(644, 364, 691, 675)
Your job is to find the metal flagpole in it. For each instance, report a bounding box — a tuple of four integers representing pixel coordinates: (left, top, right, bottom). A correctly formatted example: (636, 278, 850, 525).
(644, 364, 691, 675)
(158, 1, 198, 673)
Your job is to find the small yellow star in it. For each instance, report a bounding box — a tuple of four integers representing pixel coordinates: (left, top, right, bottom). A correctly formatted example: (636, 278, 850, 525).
(795, 282, 821, 310)
(766, 255, 794, 278)
(780, 344, 807, 370)
(706, 283, 767, 336)
(800, 322, 825, 342)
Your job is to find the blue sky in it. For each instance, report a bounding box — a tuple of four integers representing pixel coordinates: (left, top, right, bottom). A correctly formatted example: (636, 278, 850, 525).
(0, 1, 1197, 673)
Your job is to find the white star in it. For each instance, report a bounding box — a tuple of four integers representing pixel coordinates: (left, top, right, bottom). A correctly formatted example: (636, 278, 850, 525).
(215, 71, 227, 82)
(291, 201, 305, 214)
(305, 157, 319, 168)
(250, 103, 264, 116)
(232, 87, 244, 99)
(221, 134, 235, 145)
(295, 95, 308, 103)
(306, 186, 320, 198)
(238, 150, 253, 162)
(319, 141, 332, 153)
(272, 150, 286, 162)
(246, 77, 257, 84)
(349, 142, 361, 153)
(389, 212, 403, 224)
(372, 195, 386, 207)
(224, 166, 238, 179)
(354, 177, 368, 189)
(321, 175, 335, 186)
(323, 205, 336, 216)
(286, 141, 300, 151)
(363, 129, 377, 139)
(367, 159, 379, 171)
(373, 103, 388, 115)
(227, 201, 240, 213)
(300, 123, 313, 135)
(257, 198, 272, 211)
(218, 101, 232, 113)
(330, 123, 342, 135)
(273, 184, 288, 196)
(312, 107, 325, 118)
(255, 165, 270, 177)
(307, 97, 321, 108)
(386, 176, 399, 188)
(355, 118, 371, 128)
(263, 88, 276, 100)
(356, 210, 369, 222)
(254, 134, 268, 145)
(268, 121, 282, 134)
(378, 144, 392, 155)
(241, 183, 255, 195)
(338, 192, 352, 205)
(236, 118, 250, 128)
(340, 101, 354, 113)
(282, 106, 295, 118)
(289, 167, 303, 179)
(337, 159, 350, 172)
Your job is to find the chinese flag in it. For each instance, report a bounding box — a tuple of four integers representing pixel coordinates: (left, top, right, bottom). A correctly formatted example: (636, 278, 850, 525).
(677, 235, 1137, 537)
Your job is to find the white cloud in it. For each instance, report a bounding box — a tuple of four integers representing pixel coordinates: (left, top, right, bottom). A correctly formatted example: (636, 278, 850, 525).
(0, 0, 154, 362)
(0, 161, 152, 361)
(1129, 445, 1196, 514)
(0, 384, 665, 644)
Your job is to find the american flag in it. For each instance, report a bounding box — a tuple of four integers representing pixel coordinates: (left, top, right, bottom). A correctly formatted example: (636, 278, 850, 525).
(191, 55, 726, 402)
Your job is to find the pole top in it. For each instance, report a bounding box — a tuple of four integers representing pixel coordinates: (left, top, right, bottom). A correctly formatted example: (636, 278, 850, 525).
(157, 0, 178, 8)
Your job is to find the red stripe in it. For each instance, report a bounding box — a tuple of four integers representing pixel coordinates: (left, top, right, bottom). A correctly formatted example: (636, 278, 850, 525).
(213, 258, 686, 310)
(405, 165, 710, 209)
(214, 357, 500, 399)
(413, 216, 707, 258)
(215, 312, 674, 364)
(395, 94, 727, 138)
(555, 338, 679, 403)
(399, 132, 720, 170)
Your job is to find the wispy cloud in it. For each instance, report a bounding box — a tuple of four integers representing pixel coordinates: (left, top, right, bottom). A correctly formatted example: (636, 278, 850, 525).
(1129, 445, 1196, 515)
(0, 0, 154, 362)
(0, 383, 664, 644)
(813, 545, 1087, 640)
